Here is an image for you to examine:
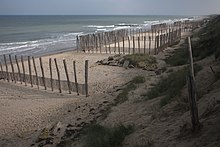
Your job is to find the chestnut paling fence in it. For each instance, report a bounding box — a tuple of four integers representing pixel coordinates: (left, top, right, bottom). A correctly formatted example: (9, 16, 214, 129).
(0, 55, 89, 96)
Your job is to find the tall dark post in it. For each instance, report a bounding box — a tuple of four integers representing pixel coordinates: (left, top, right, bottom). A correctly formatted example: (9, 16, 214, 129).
(49, 58, 53, 91)
(73, 61, 79, 95)
(15, 55, 22, 84)
(54, 58, 61, 93)
(28, 56, 33, 87)
(9, 54, 16, 83)
(39, 57, 46, 90)
(21, 56, 27, 86)
(32, 57, 39, 89)
(3, 55, 9, 82)
(85, 60, 89, 97)
(63, 59, 71, 94)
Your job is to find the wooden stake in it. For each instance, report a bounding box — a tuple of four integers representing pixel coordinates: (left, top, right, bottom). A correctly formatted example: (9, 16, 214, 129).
(54, 58, 61, 93)
(85, 60, 89, 97)
(0, 62, 3, 80)
(128, 37, 131, 54)
(133, 36, 135, 54)
(149, 36, 151, 55)
(39, 57, 46, 90)
(144, 36, 146, 54)
(73, 61, 79, 95)
(63, 59, 71, 94)
(3, 55, 9, 82)
(138, 37, 140, 53)
(187, 36, 200, 131)
(32, 57, 39, 89)
(122, 37, 125, 54)
(28, 56, 33, 87)
(9, 54, 16, 83)
(21, 56, 27, 86)
(49, 58, 53, 91)
(15, 55, 22, 84)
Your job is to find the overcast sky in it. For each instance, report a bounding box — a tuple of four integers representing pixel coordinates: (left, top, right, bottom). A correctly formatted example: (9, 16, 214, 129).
(0, 0, 219, 15)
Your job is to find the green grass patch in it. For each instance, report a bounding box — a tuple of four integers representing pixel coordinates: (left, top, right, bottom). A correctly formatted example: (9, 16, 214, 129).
(124, 54, 157, 67)
(116, 76, 145, 104)
(145, 64, 202, 107)
(192, 16, 220, 60)
(131, 76, 146, 84)
(84, 124, 133, 147)
(165, 47, 188, 66)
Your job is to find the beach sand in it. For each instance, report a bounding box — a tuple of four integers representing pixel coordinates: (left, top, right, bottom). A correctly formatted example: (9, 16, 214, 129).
(0, 50, 153, 147)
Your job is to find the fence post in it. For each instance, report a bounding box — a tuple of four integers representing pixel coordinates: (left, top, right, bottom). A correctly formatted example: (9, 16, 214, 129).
(9, 54, 16, 83)
(138, 37, 140, 53)
(3, 55, 9, 82)
(144, 36, 146, 54)
(39, 57, 46, 90)
(133, 36, 135, 54)
(85, 60, 89, 97)
(32, 57, 39, 89)
(122, 37, 125, 54)
(0, 62, 3, 80)
(15, 55, 22, 84)
(28, 56, 33, 87)
(73, 61, 79, 95)
(54, 58, 62, 93)
(128, 37, 130, 54)
(63, 59, 71, 94)
(187, 36, 200, 131)
(149, 36, 151, 55)
(49, 58, 53, 91)
(21, 56, 27, 86)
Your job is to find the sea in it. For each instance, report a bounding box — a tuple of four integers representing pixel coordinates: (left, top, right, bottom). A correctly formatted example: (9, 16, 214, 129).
(0, 15, 198, 58)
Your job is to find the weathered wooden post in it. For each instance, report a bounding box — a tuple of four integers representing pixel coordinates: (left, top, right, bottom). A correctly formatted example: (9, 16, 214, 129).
(114, 36, 117, 54)
(63, 59, 71, 94)
(85, 60, 89, 97)
(9, 54, 16, 83)
(122, 37, 125, 54)
(32, 57, 39, 89)
(73, 61, 79, 95)
(21, 56, 27, 86)
(3, 55, 9, 82)
(187, 36, 200, 131)
(49, 58, 53, 91)
(149, 36, 151, 55)
(28, 56, 33, 87)
(133, 36, 135, 54)
(77, 35, 79, 52)
(144, 36, 146, 54)
(15, 55, 22, 83)
(118, 37, 120, 54)
(39, 57, 46, 90)
(54, 58, 62, 93)
(128, 37, 131, 54)
(138, 37, 140, 53)
(0, 62, 3, 80)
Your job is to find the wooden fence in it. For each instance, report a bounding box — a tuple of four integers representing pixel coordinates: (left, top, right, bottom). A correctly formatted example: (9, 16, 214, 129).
(77, 20, 194, 54)
(0, 55, 89, 96)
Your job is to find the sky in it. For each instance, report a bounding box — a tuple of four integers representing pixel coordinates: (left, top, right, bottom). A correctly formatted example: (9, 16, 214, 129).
(0, 0, 219, 15)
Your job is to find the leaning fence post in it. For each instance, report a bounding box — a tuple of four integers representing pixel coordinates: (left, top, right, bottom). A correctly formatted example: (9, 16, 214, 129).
(0, 62, 3, 80)
(49, 58, 53, 91)
(133, 36, 135, 54)
(128, 37, 131, 54)
(3, 55, 9, 82)
(122, 37, 125, 54)
(187, 36, 200, 131)
(28, 56, 33, 87)
(21, 56, 27, 86)
(39, 57, 46, 90)
(54, 58, 62, 93)
(63, 59, 71, 94)
(149, 36, 151, 55)
(85, 60, 89, 97)
(32, 57, 39, 89)
(9, 54, 16, 83)
(144, 36, 146, 54)
(15, 55, 22, 84)
(138, 36, 140, 53)
(73, 61, 79, 95)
